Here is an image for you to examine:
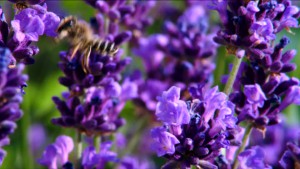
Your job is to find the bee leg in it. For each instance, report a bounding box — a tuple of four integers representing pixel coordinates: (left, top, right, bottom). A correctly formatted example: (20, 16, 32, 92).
(70, 44, 80, 60)
(82, 46, 92, 74)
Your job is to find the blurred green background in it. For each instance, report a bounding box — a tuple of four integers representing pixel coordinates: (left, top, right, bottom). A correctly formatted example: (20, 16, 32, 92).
(0, 1, 299, 169)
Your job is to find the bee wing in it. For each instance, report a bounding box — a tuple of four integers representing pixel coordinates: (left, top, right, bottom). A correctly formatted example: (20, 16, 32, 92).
(82, 46, 92, 74)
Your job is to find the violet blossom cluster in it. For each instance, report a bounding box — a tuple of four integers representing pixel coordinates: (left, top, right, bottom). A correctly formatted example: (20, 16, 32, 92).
(51, 0, 144, 135)
(0, 0, 59, 165)
(249, 123, 300, 168)
(7, 0, 60, 65)
(84, 0, 156, 43)
(38, 135, 119, 169)
(151, 85, 239, 168)
(132, 4, 218, 113)
(45, 0, 155, 168)
(212, 0, 300, 168)
(212, 0, 299, 60)
(216, 0, 300, 130)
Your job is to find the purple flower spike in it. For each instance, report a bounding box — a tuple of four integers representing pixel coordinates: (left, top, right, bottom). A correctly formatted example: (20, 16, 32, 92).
(278, 85, 300, 111)
(11, 3, 60, 42)
(27, 124, 46, 157)
(244, 84, 267, 108)
(156, 86, 190, 125)
(38, 135, 74, 169)
(117, 156, 155, 169)
(151, 127, 180, 157)
(82, 141, 117, 168)
(151, 85, 238, 168)
(212, 0, 299, 62)
(280, 140, 300, 169)
(238, 146, 271, 169)
(37, 144, 58, 169)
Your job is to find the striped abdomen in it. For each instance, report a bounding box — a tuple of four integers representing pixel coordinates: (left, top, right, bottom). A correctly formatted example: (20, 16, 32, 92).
(92, 39, 119, 56)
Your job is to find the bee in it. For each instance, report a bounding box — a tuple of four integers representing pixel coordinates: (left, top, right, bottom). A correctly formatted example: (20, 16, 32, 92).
(14, 0, 32, 13)
(56, 16, 119, 74)
(15, 1, 29, 11)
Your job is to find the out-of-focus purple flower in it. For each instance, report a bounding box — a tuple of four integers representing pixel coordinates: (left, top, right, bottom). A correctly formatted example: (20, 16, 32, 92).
(250, 123, 300, 167)
(151, 85, 239, 168)
(133, 35, 168, 73)
(150, 127, 179, 157)
(85, 0, 155, 43)
(238, 146, 271, 169)
(279, 140, 300, 169)
(132, 4, 217, 115)
(134, 78, 169, 111)
(278, 86, 300, 111)
(156, 86, 190, 125)
(177, 5, 208, 37)
(0, 149, 6, 166)
(117, 156, 155, 169)
(115, 133, 127, 150)
(27, 124, 46, 157)
(38, 135, 74, 169)
(82, 141, 117, 169)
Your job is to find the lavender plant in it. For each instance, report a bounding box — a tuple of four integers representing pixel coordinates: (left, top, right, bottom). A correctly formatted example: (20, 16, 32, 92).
(0, 0, 59, 165)
(0, 0, 299, 169)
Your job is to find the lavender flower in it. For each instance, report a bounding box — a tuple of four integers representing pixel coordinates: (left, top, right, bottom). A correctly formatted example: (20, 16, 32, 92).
(0, 47, 28, 165)
(52, 0, 141, 138)
(213, 0, 299, 60)
(38, 135, 74, 169)
(238, 146, 271, 169)
(117, 156, 155, 169)
(156, 86, 190, 125)
(133, 4, 217, 113)
(27, 124, 46, 157)
(84, 0, 155, 42)
(151, 85, 239, 168)
(249, 123, 300, 167)
(226, 60, 300, 130)
(52, 77, 137, 135)
(2, 2, 60, 65)
(280, 141, 300, 169)
(151, 127, 180, 157)
(82, 141, 117, 169)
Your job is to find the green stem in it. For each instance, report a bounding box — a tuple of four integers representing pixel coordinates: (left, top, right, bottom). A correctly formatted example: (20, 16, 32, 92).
(95, 136, 101, 152)
(232, 124, 253, 169)
(75, 131, 82, 168)
(122, 115, 149, 156)
(223, 56, 243, 95)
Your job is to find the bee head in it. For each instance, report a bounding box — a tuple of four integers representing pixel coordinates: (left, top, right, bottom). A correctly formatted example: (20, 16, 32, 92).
(56, 16, 77, 40)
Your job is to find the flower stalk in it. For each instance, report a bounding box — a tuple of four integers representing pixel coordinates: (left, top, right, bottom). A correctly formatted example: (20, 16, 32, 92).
(223, 55, 243, 95)
(232, 124, 253, 169)
(75, 131, 82, 168)
(95, 136, 101, 153)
